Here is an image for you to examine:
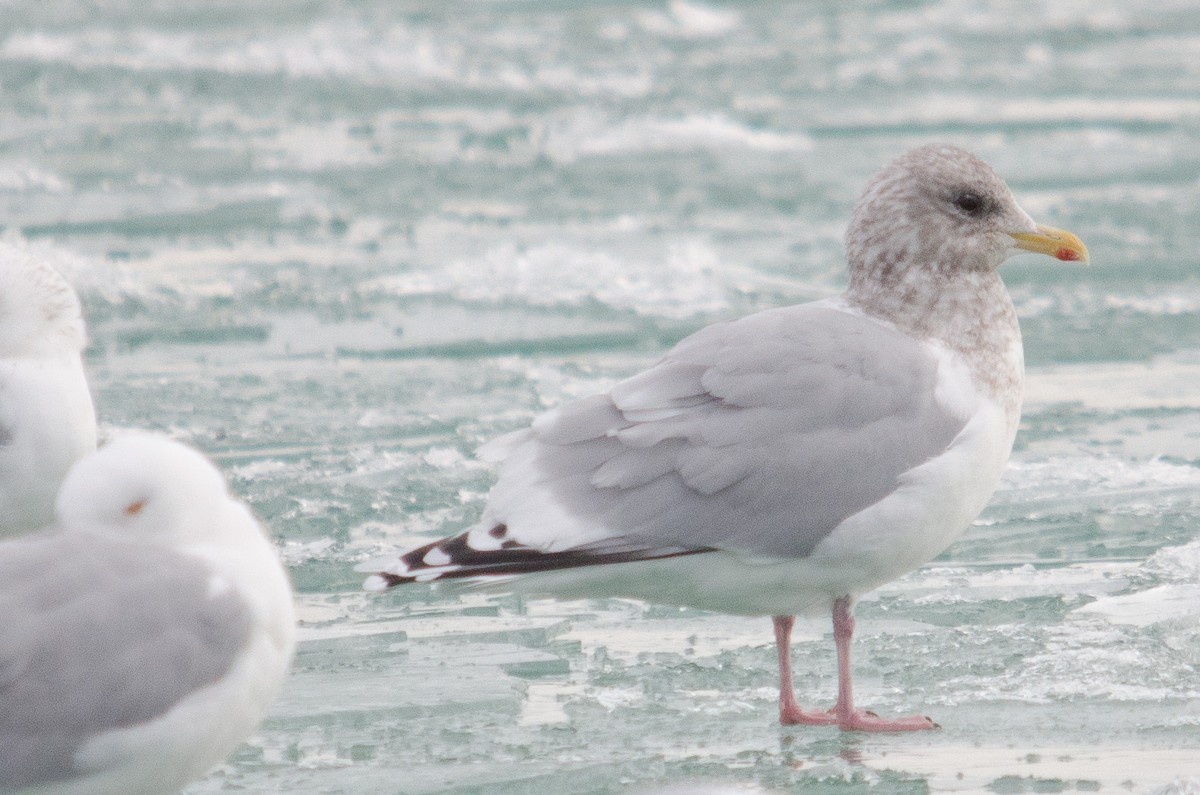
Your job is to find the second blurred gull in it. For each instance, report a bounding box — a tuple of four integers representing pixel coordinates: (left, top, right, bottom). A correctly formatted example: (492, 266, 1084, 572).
(0, 434, 295, 794)
(0, 241, 96, 535)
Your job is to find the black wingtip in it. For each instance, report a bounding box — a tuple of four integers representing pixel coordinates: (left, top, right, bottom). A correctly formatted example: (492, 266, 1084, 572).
(370, 526, 719, 590)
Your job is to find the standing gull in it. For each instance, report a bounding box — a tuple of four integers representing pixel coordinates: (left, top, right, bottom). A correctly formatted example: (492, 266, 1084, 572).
(0, 241, 96, 535)
(361, 145, 1088, 730)
(0, 434, 296, 794)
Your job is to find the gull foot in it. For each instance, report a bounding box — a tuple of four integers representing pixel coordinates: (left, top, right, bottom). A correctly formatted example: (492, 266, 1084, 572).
(837, 709, 940, 732)
(779, 705, 838, 726)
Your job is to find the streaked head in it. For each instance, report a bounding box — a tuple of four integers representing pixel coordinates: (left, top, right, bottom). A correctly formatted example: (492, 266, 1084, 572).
(846, 144, 1088, 287)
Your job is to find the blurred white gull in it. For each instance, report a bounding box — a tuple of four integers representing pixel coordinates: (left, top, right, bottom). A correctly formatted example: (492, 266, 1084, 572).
(361, 144, 1088, 730)
(0, 434, 295, 794)
(0, 241, 96, 535)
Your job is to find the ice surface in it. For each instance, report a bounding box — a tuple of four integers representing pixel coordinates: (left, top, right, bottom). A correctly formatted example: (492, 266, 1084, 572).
(2, 0, 1199, 791)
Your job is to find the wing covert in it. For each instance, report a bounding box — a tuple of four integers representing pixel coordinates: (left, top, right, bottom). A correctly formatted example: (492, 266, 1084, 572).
(482, 303, 970, 559)
(0, 534, 252, 790)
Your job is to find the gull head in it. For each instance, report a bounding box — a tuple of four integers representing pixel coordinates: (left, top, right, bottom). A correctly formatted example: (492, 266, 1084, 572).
(846, 144, 1088, 289)
(0, 242, 87, 358)
(54, 433, 248, 548)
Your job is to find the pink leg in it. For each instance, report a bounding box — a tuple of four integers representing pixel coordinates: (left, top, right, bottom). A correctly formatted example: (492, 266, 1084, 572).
(773, 615, 836, 725)
(771, 601, 939, 731)
(829, 596, 938, 732)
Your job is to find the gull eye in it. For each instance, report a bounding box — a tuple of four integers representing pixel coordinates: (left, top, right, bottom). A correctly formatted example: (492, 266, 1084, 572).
(953, 191, 987, 217)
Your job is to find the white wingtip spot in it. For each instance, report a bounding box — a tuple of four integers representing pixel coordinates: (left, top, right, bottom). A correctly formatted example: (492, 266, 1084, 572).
(465, 527, 504, 552)
(362, 575, 390, 592)
(423, 547, 452, 566)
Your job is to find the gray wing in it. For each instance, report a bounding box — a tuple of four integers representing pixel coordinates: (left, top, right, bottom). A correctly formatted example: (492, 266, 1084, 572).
(485, 303, 968, 559)
(0, 532, 252, 790)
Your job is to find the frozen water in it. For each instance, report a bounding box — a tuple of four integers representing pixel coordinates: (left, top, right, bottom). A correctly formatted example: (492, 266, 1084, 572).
(2, 0, 1199, 791)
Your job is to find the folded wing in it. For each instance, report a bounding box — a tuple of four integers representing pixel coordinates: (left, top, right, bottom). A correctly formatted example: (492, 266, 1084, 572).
(0, 534, 252, 790)
(372, 303, 971, 585)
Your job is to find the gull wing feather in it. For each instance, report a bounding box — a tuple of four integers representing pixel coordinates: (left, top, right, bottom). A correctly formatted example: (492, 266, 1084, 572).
(371, 302, 974, 587)
(0, 533, 252, 790)
(483, 303, 970, 559)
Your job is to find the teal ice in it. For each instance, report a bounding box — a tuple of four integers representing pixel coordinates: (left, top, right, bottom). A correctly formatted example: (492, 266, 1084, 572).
(2, 0, 1199, 792)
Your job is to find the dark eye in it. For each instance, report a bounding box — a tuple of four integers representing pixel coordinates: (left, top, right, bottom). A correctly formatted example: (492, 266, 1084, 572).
(953, 191, 986, 216)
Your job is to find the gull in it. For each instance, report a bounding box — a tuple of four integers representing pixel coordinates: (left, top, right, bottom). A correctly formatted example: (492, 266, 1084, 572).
(0, 241, 96, 536)
(361, 144, 1088, 730)
(0, 433, 296, 793)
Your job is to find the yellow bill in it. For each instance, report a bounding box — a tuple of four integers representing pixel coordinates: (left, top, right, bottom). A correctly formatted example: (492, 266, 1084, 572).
(1009, 224, 1089, 263)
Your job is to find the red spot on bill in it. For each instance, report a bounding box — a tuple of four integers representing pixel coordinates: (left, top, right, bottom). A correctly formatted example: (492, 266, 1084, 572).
(1055, 247, 1082, 262)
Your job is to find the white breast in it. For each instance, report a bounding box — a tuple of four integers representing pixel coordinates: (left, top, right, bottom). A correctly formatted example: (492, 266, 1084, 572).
(804, 339, 1018, 594)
